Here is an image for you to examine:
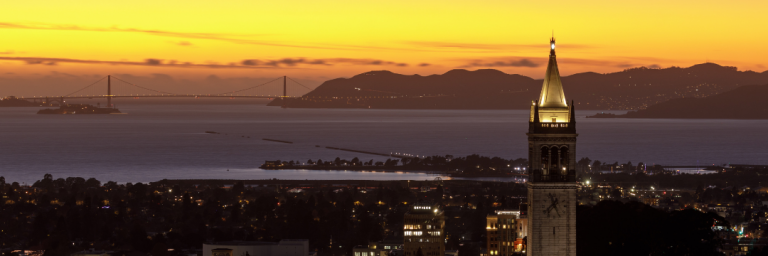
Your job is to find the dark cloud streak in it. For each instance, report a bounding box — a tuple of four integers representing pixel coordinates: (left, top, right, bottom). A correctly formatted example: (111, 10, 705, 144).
(0, 56, 411, 69)
(0, 22, 347, 51)
(0, 56, 279, 69)
(462, 58, 540, 68)
(0, 22, 567, 53)
(408, 41, 594, 51)
(241, 58, 408, 67)
(459, 56, 664, 69)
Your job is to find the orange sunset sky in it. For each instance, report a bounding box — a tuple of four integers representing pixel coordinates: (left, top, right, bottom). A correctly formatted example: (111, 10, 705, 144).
(2, 0, 768, 96)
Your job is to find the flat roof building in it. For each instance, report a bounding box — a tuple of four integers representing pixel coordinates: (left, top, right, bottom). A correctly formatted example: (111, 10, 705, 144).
(202, 239, 309, 256)
(404, 203, 445, 256)
(487, 210, 527, 256)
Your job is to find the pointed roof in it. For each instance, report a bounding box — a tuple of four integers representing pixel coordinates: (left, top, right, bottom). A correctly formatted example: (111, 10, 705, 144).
(538, 38, 568, 108)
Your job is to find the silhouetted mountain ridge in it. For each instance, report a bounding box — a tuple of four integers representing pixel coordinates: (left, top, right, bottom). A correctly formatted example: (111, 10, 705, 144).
(272, 63, 768, 110)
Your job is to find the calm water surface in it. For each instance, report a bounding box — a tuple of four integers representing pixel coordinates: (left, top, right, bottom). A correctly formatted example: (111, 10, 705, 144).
(1, 102, 766, 183)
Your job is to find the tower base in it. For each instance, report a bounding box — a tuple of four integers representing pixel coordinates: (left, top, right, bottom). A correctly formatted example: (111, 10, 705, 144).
(526, 182, 577, 256)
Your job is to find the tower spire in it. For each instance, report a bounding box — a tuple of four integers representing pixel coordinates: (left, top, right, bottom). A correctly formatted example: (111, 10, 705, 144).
(539, 37, 567, 108)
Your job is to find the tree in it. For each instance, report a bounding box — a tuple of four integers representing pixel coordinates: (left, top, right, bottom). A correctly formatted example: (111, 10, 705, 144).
(233, 181, 245, 194)
(611, 188, 622, 199)
(416, 248, 424, 256)
(129, 224, 152, 251)
(33, 174, 55, 191)
(436, 185, 444, 199)
(229, 203, 242, 223)
(149, 242, 169, 256)
(578, 200, 725, 256)
(578, 157, 592, 173)
(85, 178, 101, 188)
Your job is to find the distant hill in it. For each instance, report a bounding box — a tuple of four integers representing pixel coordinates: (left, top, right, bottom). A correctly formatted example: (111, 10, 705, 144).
(589, 84, 768, 119)
(270, 63, 768, 110)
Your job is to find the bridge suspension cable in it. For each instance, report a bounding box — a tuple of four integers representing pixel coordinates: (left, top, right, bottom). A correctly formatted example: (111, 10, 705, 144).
(65, 76, 108, 96)
(286, 77, 314, 92)
(110, 76, 179, 95)
(211, 76, 284, 95)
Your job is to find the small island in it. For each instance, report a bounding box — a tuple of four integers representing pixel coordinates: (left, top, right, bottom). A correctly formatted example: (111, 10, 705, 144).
(37, 104, 121, 114)
(585, 112, 618, 118)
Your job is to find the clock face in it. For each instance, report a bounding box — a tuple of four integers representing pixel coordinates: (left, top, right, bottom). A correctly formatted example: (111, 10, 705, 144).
(543, 193, 561, 218)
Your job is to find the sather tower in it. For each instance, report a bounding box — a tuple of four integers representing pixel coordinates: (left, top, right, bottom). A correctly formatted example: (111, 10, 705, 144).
(526, 37, 577, 256)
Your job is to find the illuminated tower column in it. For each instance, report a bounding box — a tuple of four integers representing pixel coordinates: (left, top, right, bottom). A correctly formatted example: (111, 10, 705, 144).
(107, 75, 112, 108)
(282, 75, 287, 108)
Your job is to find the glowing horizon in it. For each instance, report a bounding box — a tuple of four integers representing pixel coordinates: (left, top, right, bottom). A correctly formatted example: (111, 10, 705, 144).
(2, 0, 768, 95)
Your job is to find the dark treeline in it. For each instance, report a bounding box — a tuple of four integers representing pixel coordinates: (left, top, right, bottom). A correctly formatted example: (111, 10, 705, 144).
(0, 175, 526, 256)
(582, 167, 768, 189)
(0, 174, 733, 256)
(267, 154, 528, 176)
(578, 201, 727, 256)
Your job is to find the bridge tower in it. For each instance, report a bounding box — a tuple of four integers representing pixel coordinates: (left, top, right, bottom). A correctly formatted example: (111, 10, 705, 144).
(107, 75, 112, 108)
(525, 37, 577, 256)
(282, 75, 287, 108)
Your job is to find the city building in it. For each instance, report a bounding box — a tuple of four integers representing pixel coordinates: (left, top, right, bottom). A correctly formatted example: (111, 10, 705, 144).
(70, 249, 114, 256)
(353, 240, 403, 256)
(404, 203, 445, 256)
(486, 210, 527, 256)
(526, 37, 578, 256)
(353, 245, 387, 256)
(202, 239, 309, 256)
(371, 240, 404, 251)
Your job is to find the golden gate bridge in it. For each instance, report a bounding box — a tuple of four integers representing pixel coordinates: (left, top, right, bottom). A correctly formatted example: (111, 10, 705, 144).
(16, 75, 314, 108)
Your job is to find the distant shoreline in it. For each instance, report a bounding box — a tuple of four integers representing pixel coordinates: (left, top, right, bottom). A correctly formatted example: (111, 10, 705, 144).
(258, 166, 526, 178)
(260, 166, 450, 173)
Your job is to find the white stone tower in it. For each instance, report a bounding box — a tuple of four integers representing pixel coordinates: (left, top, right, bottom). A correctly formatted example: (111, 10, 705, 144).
(526, 37, 577, 256)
